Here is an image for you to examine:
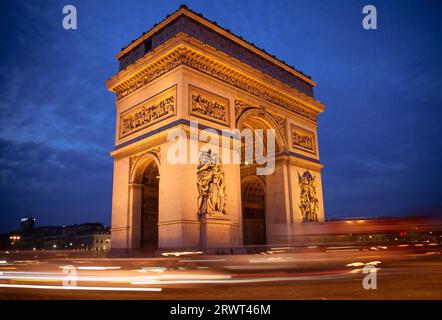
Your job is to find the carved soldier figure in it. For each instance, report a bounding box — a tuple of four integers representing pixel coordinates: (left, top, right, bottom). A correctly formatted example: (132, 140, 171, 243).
(197, 150, 226, 217)
(208, 163, 226, 213)
(298, 170, 319, 222)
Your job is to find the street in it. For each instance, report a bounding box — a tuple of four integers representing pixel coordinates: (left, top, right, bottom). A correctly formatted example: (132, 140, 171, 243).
(0, 244, 441, 299)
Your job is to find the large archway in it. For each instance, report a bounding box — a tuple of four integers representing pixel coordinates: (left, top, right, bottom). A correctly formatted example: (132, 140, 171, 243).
(140, 161, 159, 249)
(241, 176, 266, 245)
(237, 108, 286, 246)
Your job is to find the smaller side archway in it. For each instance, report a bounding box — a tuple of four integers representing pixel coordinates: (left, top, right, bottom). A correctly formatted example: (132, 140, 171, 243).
(129, 152, 161, 251)
(241, 175, 266, 245)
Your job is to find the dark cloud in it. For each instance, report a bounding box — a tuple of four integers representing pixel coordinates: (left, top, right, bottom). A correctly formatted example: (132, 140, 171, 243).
(0, 0, 441, 232)
(0, 138, 112, 232)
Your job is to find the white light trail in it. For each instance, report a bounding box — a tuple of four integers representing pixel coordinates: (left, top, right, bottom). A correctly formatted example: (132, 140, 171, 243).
(346, 262, 365, 267)
(0, 284, 162, 292)
(137, 267, 167, 273)
(366, 261, 381, 266)
(161, 251, 203, 257)
(76, 266, 121, 270)
(178, 259, 226, 263)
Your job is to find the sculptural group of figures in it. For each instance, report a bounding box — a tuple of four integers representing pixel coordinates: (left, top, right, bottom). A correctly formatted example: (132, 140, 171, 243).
(292, 131, 314, 151)
(122, 96, 175, 135)
(298, 170, 319, 222)
(196, 150, 226, 217)
(192, 94, 227, 122)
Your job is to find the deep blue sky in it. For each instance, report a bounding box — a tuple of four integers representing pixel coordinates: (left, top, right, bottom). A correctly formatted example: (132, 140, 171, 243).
(0, 0, 441, 233)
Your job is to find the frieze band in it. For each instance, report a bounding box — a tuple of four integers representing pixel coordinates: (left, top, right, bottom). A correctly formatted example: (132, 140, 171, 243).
(113, 45, 319, 122)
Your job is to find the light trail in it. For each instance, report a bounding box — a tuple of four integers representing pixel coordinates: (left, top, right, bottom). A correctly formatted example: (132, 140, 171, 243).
(76, 266, 121, 270)
(0, 274, 141, 282)
(346, 262, 365, 267)
(0, 271, 231, 283)
(0, 284, 162, 292)
(178, 259, 226, 263)
(131, 272, 349, 285)
(161, 251, 203, 257)
(0, 269, 352, 287)
(136, 267, 167, 273)
(326, 248, 360, 252)
(249, 257, 296, 263)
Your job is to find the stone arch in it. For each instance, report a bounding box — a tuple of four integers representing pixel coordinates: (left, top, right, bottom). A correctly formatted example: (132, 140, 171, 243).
(236, 107, 287, 153)
(130, 150, 161, 184)
(241, 174, 266, 191)
(128, 150, 161, 251)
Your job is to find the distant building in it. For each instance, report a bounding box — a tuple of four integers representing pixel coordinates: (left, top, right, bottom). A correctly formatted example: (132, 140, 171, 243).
(43, 223, 109, 250)
(67, 230, 111, 251)
(20, 216, 35, 235)
(93, 233, 111, 251)
(0, 221, 111, 251)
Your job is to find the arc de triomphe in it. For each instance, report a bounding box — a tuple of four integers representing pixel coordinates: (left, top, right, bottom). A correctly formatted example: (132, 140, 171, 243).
(106, 6, 325, 253)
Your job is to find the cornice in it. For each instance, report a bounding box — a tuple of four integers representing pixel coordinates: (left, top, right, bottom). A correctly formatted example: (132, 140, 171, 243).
(116, 6, 315, 87)
(107, 34, 324, 122)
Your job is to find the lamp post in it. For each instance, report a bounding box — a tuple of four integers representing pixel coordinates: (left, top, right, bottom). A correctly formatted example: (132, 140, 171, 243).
(9, 235, 21, 247)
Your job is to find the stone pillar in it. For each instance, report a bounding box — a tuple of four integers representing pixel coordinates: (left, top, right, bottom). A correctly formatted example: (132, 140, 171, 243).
(265, 158, 291, 245)
(128, 183, 143, 250)
(110, 157, 130, 253)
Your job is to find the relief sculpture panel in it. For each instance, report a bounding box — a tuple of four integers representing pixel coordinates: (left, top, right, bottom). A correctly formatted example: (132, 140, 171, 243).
(189, 85, 230, 126)
(291, 124, 316, 154)
(119, 86, 176, 138)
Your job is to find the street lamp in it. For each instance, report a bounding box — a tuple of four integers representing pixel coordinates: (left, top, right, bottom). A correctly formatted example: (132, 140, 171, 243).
(9, 235, 21, 247)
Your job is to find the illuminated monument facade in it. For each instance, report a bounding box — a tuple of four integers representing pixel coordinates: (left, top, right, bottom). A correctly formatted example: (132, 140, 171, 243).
(107, 6, 325, 253)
